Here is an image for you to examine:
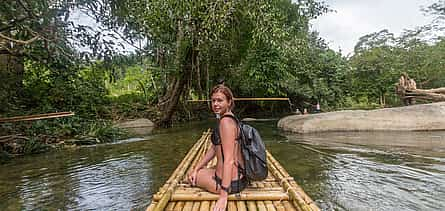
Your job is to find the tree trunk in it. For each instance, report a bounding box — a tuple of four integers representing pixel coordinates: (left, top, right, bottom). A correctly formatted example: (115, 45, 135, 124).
(0, 53, 24, 112)
(159, 74, 188, 127)
(158, 19, 187, 127)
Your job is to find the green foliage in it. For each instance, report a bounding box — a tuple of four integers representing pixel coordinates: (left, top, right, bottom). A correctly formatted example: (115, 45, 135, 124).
(349, 33, 445, 107)
(23, 137, 49, 154)
(85, 121, 127, 143)
(20, 60, 109, 118)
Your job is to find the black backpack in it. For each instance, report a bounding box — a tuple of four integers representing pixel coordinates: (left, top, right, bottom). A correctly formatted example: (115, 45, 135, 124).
(219, 115, 268, 181)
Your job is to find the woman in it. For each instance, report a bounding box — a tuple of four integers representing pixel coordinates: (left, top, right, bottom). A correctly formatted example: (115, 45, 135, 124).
(188, 84, 247, 211)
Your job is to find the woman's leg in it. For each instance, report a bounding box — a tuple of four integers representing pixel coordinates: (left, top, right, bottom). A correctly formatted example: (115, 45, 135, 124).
(195, 168, 219, 193)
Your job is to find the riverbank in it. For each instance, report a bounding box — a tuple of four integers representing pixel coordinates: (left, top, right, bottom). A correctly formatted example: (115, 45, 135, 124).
(278, 102, 445, 133)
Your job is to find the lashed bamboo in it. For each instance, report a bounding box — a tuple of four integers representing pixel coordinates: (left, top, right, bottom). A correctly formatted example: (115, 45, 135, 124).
(161, 132, 208, 191)
(283, 201, 297, 211)
(152, 130, 211, 211)
(172, 188, 286, 195)
(146, 202, 156, 211)
(247, 201, 257, 210)
(165, 202, 176, 211)
(266, 151, 319, 211)
(199, 201, 210, 211)
(153, 191, 289, 201)
(267, 152, 318, 208)
(210, 201, 216, 210)
(183, 137, 208, 182)
(183, 201, 193, 211)
(148, 129, 319, 211)
(236, 200, 247, 211)
(273, 201, 286, 211)
(256, 200, 267, 211)
(173, 201, 184, 211)
(265, 182, 280, 211)
(192, 201, 201, 210)
(166, 131, 210, 185)
(173, 187, 284, 193)
(257, 181, 276, 211)
(267, 154, 309, 210)
(228, 201, 237, 210)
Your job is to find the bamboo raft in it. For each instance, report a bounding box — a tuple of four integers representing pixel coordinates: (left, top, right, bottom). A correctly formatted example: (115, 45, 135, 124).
(146, 129, 319, 211)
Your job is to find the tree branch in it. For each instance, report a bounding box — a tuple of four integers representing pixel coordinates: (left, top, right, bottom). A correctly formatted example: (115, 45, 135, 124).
(0, 32, 40, 45)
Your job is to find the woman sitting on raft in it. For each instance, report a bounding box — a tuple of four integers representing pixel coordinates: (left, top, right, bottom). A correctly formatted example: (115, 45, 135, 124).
(188, 84, 247, 211)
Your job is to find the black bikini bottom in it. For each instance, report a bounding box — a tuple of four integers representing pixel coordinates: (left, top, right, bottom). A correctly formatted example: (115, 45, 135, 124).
(213, 173, 248, 194)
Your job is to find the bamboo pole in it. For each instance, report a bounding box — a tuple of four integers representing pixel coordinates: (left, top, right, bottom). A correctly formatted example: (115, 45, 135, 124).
(187, 98, 289, 102)
(273, 201, 286, 211)
(282, 201, 297, 211)
(165, 130, 210, 185)
(152, 131, 210, 211)
(199, 201, 210, 211)
(165, 202, 176, 211)
(257, 182, 276, 211)
(192, 202, 201, 210)
(166, 131, 209, 186)
(183, 136, 208, 182)
(146, 202, 156, 211)
(0, 111, 74, 123)
(210, 201, 216, 210)
(173, 201, 184, 211)
(267, 156, 308, 210)
(266, 151, 319, 211)
(173, 187, 284, 193)
(265, 182, 281, 211)
(256, 201, 267, 211)
(236, 200, 247, 211)
(266, 202, 277, 211)
(247, 201, 257, 210)
(153, 191, 289, 201)
(182, 201, 194, 211)
(163, 134, 203, 187)
(267, 151, 317, 207)
(228, 201, 237, 210)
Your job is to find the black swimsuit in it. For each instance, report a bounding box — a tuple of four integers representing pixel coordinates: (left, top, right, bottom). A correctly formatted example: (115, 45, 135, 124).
(211, 114, 248, 194)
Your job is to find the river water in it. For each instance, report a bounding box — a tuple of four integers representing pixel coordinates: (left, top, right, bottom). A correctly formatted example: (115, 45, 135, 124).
(1, 120, 444, 210)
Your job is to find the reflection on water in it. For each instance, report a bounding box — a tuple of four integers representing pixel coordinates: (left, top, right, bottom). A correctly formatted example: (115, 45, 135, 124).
(1, 120, 445, 210)
(0, 121, 208, 210)
(278, 131, 445, 211)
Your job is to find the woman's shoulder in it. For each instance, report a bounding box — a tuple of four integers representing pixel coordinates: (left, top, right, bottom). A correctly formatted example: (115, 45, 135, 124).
(220, 113, 237, 124)
(219, 114, 238, 130)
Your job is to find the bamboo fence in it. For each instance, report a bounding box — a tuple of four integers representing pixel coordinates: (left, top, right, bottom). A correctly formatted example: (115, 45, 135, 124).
(147, 129, 320, 211)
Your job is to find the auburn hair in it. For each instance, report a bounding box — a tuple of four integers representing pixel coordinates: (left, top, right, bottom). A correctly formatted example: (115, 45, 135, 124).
(210, 84, 235, 110)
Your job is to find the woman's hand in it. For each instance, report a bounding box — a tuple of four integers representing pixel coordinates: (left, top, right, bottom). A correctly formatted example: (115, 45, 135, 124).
(188, 169, 198, 186)
(213, 195, 228, 211)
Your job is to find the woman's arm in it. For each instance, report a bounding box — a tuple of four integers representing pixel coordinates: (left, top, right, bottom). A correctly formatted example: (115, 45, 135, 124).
(193, 145, 216, 171)
(189, 145, 215, 186)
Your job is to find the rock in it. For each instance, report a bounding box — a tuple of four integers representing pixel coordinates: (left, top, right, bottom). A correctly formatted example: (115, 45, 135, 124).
(278, 102, 445, 133)
(241, 118, 278, 122)
(114, 118, 155, 128)
(114, 118, 155, 136)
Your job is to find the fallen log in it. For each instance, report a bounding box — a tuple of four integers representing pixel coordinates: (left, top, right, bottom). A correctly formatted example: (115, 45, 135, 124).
(396, 74, 445, 104)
